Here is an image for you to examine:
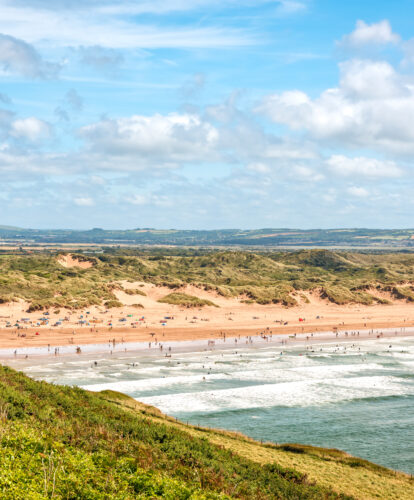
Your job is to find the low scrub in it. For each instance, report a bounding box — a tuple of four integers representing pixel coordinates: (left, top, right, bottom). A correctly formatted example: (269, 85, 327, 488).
(0, 365, 354, 499)
(158, 292, 218, 308)
(104, 299, 123, 308)
(2, 249, 414, 310)
(123, 288, 147, 296)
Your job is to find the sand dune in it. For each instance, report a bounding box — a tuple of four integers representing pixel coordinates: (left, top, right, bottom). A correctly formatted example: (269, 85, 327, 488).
(57, 254, 94, 269)
(0, 281, 414, 349)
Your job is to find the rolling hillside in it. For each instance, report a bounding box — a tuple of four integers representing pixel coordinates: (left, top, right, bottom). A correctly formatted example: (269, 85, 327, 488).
(2, 249, 414, 310)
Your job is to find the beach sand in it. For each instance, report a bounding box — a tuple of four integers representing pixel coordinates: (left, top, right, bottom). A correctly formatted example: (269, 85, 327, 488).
(0, 281, 414, 351)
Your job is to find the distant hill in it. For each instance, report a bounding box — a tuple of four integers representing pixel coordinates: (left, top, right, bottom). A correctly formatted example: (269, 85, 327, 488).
(1, 226, 414, 248)
(0, 225, 24, 231)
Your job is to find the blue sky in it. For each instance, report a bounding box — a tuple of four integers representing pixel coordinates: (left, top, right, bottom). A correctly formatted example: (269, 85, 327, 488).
(0, 0, 413, 229)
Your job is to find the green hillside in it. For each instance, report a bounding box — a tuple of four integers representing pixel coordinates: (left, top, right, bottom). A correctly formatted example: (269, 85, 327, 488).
(1, 365, 412, 499)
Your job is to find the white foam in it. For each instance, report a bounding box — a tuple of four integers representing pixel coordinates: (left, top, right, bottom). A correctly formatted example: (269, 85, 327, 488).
(82, 372, 226, 392)
(6, 336, 414, 419)
(139, 375, 412, 414)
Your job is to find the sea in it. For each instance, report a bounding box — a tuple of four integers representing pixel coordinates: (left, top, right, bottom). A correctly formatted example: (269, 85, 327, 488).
(3, 334, 414, 474)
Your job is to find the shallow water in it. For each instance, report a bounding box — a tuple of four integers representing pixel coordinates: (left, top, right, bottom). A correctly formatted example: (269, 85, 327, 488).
(5, 336, 414, 474)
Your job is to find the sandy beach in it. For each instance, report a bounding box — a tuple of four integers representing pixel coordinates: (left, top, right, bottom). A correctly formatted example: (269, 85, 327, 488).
(1, 280, 414, 353)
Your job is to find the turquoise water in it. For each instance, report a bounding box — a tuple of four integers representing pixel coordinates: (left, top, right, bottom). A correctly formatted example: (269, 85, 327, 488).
(6, 336, 414, 474)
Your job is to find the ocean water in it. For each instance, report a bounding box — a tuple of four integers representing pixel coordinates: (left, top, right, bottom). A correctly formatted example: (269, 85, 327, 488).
(4, 336, 414, 474)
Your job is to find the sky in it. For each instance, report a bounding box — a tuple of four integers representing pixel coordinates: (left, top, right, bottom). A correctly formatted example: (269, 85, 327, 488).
(0, 0, 414, 230)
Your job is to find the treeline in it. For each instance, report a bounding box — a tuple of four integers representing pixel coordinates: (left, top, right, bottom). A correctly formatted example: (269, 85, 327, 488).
(1, 226, 414, 247)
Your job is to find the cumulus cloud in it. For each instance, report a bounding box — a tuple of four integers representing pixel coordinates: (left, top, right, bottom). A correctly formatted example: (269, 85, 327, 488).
(339, 20, 400, 49)
(0, 33, 59, 78)
(11, 117, 52, 142)
(326, 155, 403, 178)
(258, 58, 414, 154)
(0, 103, 318, 180)
(79, 113, 220, 169)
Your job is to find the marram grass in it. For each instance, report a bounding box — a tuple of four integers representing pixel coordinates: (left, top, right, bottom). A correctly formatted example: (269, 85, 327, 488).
(2, 249, 414, 311)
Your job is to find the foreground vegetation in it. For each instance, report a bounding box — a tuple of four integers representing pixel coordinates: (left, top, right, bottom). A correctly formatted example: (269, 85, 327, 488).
(0, 365, 348, 499)
(2, 249, 414, 310)
(1, 366, 412, 499)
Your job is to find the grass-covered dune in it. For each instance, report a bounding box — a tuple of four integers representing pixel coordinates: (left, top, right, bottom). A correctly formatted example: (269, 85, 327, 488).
(158, 292, 218, 308)
(2, 249, 414, 310)
(1, 366, 413, 499)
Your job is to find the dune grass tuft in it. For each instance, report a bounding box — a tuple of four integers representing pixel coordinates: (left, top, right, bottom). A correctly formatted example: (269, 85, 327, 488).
(158, 292, 218, 308)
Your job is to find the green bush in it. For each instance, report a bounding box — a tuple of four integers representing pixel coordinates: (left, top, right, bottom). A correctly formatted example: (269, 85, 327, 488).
(158, 293, 218, 308)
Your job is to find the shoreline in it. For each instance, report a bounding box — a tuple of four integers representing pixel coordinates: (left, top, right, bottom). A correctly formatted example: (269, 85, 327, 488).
(1, 318, 414, 348)
(1, 325, 413, 360)
(2, 278, 414, 357)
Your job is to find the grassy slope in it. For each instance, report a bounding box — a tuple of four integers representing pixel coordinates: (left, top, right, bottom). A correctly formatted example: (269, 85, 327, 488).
(0, 366, 353, 500)
(2, 249, 414, 310)
(105, 393, 414, 500)
(0, 368, 412, 499)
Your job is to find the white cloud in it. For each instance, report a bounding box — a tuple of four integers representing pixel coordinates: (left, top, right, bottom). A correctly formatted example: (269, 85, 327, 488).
(339, 59, 404, 99)
(79, 113, 220, 169)
(0, 149, 69, 177)
(0, 33, 59, 78)
(293, 165, 324, 182)
(11, 117, 52, 141)
(129, 193, 172, 207)
(0, 3, 253, 49)
(275, 1, 307, 15)
(247, 162, 271, 174)
(339, 20, 400, 49)
(258, 58, 414, 154)
(74, 197, 94, 206)
(9, 1, 307, 17)
(0, 103, 319, 180)
(326, 155, 403, 178)
(347, 186, 369, 197)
